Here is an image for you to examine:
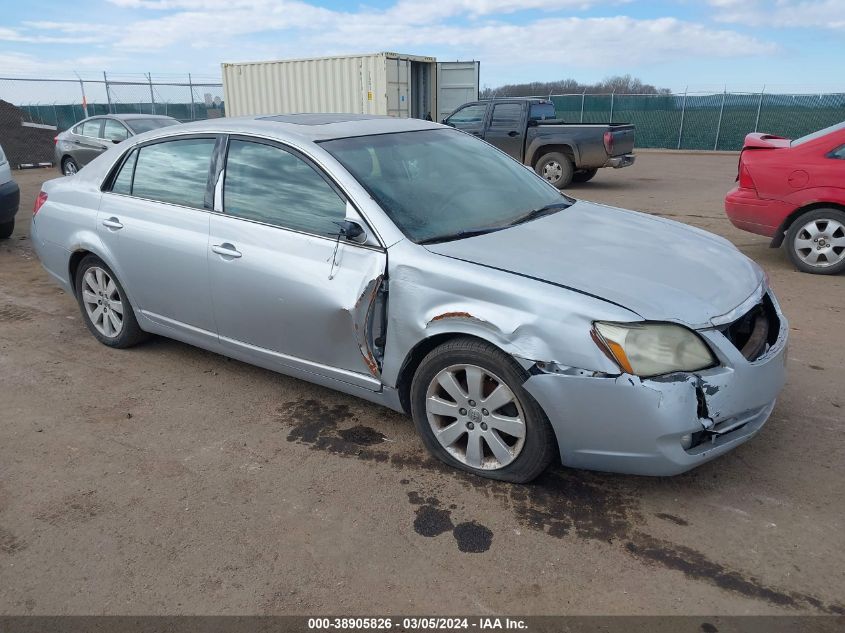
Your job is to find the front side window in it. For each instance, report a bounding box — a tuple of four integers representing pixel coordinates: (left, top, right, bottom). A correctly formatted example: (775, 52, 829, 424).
(223, 140, 346, 237)
(490, 103, 523, 128)
(130, 138, 216, 208)
(446, 104, 487, 128)
(103, 119, 129, 142)
(323, 128, 569, 244)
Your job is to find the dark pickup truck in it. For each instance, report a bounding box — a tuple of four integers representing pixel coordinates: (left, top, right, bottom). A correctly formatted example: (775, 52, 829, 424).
(442, 97, 636, 188)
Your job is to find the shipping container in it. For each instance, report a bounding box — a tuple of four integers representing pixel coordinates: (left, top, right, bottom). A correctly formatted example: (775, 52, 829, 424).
(221, 52, 479, 122)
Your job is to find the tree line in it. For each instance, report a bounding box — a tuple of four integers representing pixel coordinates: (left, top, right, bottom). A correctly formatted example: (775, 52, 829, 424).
(479, 74, 671, 98)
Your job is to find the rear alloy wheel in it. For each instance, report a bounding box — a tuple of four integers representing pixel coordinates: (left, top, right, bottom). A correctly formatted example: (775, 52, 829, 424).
(786, 209, 845, 275)
(535, 152, 574, 189)
(75, 255, 148, 348)
(62, 157, 79, 176)
(411, 337, 556, 483)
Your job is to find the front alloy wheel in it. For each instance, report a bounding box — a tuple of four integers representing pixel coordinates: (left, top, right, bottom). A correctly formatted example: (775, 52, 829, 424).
(425, 363, 527, 470)
(410, 337, 556, 483)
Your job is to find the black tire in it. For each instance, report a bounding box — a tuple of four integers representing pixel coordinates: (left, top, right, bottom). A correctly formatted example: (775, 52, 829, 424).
(410, 337, 556, 483)
(785, 208, 845, 275)
(61, 156, 79, 176)
(572, 168, 598, 183)
(0, 219, 13, 239)
(534, 152, 574, 189)
(74, 255, 148, 348)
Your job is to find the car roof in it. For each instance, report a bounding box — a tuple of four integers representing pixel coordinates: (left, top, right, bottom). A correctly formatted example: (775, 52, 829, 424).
(133, 114, 443, 142)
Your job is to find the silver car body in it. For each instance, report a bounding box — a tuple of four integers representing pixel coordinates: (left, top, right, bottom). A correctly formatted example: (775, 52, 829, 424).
(31, 116, 788, 475)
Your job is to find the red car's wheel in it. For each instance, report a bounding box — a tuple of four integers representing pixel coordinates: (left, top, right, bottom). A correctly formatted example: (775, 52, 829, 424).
(786, 208, 845, 275)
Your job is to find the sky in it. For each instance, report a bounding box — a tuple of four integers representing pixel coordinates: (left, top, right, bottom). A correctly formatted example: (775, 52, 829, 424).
(1, 0, 844, 96)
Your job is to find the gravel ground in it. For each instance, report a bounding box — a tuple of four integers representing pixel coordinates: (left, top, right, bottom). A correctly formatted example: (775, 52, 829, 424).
(0, 153, 843, 616)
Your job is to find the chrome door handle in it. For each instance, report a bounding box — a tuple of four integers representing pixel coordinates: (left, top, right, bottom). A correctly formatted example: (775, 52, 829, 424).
(211, 243, 242, 258)
(102, 217, 123, 230)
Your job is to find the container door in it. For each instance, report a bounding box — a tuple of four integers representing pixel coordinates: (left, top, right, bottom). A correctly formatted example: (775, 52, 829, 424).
(436, 61, 480, 122)
(386, 58, 411, 118)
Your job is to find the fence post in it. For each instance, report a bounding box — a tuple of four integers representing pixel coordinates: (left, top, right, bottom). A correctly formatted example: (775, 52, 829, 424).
(580, 88, 585, 123)
(52, 102, 58, 127)
(609, 91, 614, 123)
(147, 73, 156, 115)
(75, 72, 88, 118)
(188, 73, 195, 121)
(104, 71, 113, 114)
(754, 84, 765, 132)
(677, 86, 688, 150)
(714, 88, 726, 151)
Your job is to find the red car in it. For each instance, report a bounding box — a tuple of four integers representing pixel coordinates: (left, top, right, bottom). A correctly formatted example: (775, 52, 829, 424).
(725, 121, 845, 274)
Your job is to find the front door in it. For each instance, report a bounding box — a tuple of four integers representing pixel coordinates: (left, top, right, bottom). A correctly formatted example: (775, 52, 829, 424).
(482, 102, 526, 161)
(208, 137, 386, 389)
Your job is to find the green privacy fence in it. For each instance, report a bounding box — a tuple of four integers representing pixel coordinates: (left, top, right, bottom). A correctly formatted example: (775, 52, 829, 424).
(1, 74, 225, 132)
(18, 100, 225, 131)
(549, 92, 845, 151)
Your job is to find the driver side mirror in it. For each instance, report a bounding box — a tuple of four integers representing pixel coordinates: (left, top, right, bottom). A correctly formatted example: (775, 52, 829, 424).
(336, 219, 367, 244)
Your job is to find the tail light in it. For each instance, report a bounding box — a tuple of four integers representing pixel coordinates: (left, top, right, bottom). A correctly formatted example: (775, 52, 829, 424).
(53, 135, 58, 145)
(603, 131, 614, 155)
(738, 156, 756, 190)
(33, 191, 47, 216)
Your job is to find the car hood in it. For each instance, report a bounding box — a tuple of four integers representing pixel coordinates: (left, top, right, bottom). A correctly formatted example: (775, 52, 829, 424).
(424, 200, 764, 327)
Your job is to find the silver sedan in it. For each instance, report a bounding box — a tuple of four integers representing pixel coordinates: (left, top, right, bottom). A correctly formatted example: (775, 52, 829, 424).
(31, 114, 788, 482)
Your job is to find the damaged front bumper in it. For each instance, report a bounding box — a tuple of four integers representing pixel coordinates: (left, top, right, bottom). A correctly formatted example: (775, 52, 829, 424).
(522, 306, 789, 476)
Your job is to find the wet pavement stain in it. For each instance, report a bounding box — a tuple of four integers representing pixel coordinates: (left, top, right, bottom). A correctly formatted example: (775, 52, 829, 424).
(279, 398, 843, 610)
(452, 521, 493, 553)
(338, 424, 386, 446)
(407, 490, 492, 553)
(413, 505, 454, 538)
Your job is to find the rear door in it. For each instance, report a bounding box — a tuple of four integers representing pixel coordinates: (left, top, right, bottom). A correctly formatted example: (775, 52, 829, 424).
(73, 118, 107, 166)
(436, 61, 479, 123)
(98, 135, 218, 339)
(482, 102, 526, 161)
(208, 136, 386, 389)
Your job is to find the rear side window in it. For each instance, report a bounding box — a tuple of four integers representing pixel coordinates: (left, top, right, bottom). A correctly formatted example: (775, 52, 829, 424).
(223, 139, 346, 237)
(103, 119, 129, 142)
(130, 138, 216, 209)
(490, 103, 522, 128)
(111, 149, 137, 195)
(529, 102, 556, 121)
(81, 119, 102, 138)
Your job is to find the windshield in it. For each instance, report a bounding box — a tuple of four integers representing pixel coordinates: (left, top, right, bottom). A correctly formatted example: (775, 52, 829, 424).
(322, 128, 570, 243)
(791, 121, 845, 146)
(126, 118, 180, 134)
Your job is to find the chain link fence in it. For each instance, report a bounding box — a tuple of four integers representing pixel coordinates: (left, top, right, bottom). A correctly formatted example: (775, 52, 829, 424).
(0, 74, 224, 167)
(547, 91, 845, 151)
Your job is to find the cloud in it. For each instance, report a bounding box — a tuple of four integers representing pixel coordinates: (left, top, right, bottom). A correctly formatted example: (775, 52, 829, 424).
(708, 0, 845, 29)
(101, 0, 777, 72)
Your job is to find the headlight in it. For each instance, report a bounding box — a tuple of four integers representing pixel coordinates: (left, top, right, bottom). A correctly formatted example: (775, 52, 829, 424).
(592, 321, 716, 377)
